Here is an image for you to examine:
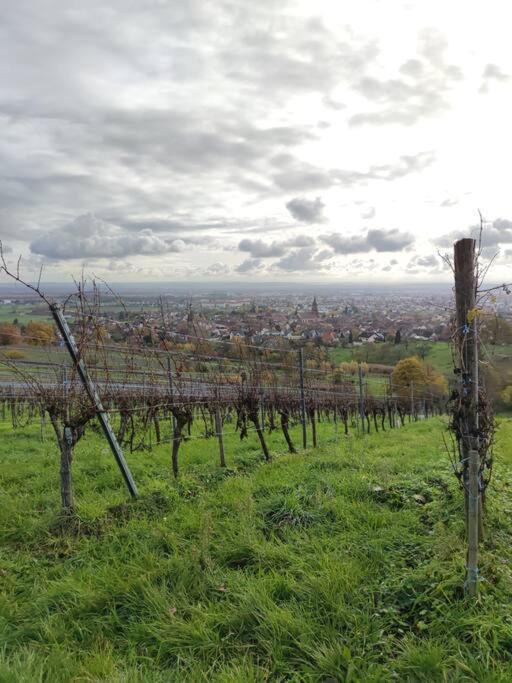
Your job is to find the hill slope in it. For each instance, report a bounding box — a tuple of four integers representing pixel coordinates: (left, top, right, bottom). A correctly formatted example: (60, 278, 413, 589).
(1, 418, 512, 681)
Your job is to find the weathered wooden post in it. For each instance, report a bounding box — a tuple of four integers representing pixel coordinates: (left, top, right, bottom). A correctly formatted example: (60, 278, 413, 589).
(358, 363, 365, 434)
(466, 448, 480, 596)
(215, 406, 226, 467)
(453, 237, 481, 596)
(299, 348, 307, 448)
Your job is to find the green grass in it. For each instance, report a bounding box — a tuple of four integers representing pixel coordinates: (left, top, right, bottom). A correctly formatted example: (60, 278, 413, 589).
(0, 306, 51, 325)
(1, 416, 512, 681)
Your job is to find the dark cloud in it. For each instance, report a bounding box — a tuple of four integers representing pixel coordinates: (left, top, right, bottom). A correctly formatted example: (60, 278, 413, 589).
(321, 228, 414, 254)
(286, 197, 325, 223)
(349, 29, 462, 126)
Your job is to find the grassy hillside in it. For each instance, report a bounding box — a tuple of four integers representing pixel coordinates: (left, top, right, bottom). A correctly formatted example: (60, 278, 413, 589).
(1, 417, 512, 681)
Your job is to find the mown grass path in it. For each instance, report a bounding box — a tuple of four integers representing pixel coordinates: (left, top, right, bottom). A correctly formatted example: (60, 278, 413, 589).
(1, 417, 512, 681)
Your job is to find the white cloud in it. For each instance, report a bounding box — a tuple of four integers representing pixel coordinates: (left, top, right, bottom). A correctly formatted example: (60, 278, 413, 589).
(30, 213, 171, 259)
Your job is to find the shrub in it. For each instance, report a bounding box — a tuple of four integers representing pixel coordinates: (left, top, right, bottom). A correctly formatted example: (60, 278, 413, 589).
(25, 321, 56, 346)
(3, 349, 26, 360)
(0, 323, 22, 345)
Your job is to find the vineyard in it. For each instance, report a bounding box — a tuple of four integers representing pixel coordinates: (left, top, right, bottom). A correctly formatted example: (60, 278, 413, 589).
(1, 237, 511, 681)
(0, 284, 448, 512)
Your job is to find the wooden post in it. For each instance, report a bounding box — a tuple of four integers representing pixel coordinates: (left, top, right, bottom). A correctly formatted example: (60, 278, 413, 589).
(358, 363, 365, 434)
(215, 406, 226, 467)
(50, 304, 138, 498)
(454, 238, 478, 514)
(310, 407, 317, 448)
(299, 348, 307, 448)
(454, 238, 482, 594)
(167, 356, 178, 438)
(466, 448, 480, 597)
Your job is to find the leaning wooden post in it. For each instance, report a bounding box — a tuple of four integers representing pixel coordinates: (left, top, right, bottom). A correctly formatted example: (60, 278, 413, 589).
(215, 406, 226, 467)
(50, 304, 138, 498)
(299, 348, 307, 448)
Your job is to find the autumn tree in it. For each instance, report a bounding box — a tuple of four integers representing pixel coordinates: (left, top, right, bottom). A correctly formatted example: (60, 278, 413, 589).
(0, 323, 21, 345)
(392, 356, 447, 398)
(25, 321, 56, 346)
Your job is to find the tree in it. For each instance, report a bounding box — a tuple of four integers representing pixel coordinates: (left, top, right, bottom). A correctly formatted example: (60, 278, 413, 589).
(417, 343, 429, 360)
(0, 323, 21, 345)
(392, 356, 447, 398)
(25, 321, 56, 346)
(481, 314, 512, 346)
(394, 329, 401, 345)
(348, 330, 353, 345)
(500, 385, 512, 408)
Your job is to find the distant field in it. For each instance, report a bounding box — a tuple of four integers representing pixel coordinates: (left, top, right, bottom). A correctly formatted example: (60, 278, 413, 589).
(0, 305, 51, 325)
(1, 416, 512, 680)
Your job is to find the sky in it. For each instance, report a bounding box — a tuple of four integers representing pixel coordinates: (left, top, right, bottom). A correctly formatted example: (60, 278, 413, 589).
(1, 0, 512, 283)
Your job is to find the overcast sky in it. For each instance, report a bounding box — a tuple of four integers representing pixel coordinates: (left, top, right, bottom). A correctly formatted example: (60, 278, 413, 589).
(1, 0, 512, 283)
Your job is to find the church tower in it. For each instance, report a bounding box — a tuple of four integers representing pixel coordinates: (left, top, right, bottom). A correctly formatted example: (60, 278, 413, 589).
(311, 296, 319, 316)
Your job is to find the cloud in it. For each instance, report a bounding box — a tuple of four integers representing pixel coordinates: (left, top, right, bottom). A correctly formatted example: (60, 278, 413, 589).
(238, 234, 315, 258)
(239, 238, 286, 258)
(361, 206, 375, 219)
(381, 258, 399, 272)
(437, 218, 512, 249)
(286, 197, 325, 223)
(349, 29, 463, 126)
(412, 255, 438, 268)
(236, 258, 265, 273)
(440, 198, 458, 207)
(366, 229, 413, 251)
(167, 239, 187, 253)
(480, 63, 509, 93)
(272, 151, 435, 191)
(271, 246, 334, 272)
(321, 228, 414, 254)
(30, 213, 171, 259)
(406, 253, 446, 274)
(203, 262, 230, 276)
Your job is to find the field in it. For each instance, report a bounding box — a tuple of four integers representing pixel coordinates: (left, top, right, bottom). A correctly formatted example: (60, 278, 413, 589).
(1, 416, 512, 681)
(0, 305, 51, 325)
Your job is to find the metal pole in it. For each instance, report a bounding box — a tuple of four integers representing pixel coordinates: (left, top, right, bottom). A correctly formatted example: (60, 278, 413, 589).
(410, 380, 414, 421)
(50, 304, 138, 498)
(299, 348, 307, 448)
(358, 363, 365, 434)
